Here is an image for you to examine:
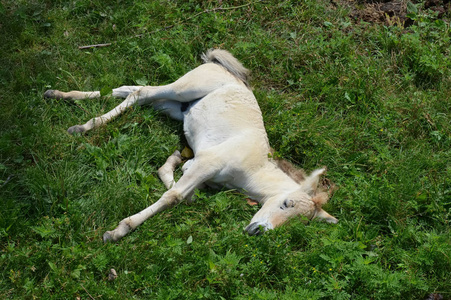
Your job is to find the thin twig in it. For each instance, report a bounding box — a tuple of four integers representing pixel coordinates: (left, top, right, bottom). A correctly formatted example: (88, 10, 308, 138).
(74, 102, 91, 115)
(81, 284, 95, 300)
(78, 43, 111, 50)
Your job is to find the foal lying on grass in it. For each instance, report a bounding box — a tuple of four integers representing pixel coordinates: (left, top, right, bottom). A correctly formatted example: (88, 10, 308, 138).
(44, 49, 337, 242)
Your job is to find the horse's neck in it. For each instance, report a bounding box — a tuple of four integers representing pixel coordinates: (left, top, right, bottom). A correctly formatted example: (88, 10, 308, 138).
(243, 162, 300, 204)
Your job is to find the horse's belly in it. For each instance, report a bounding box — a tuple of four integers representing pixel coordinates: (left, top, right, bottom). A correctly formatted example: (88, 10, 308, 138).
(183, 85, 265, 152)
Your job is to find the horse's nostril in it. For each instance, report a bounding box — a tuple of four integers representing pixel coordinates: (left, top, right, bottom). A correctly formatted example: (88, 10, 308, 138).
(244, 222, 268, 236)
(244, 223, 258, 235)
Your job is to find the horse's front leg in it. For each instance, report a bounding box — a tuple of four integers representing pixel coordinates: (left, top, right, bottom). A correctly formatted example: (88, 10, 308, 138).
(158, 150, 183, 189)
(102, 188, 184, 242)
(103, 155, 221, 242)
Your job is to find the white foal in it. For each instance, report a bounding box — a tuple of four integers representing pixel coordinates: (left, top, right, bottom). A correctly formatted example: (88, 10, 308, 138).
(44, 49, 337, 242)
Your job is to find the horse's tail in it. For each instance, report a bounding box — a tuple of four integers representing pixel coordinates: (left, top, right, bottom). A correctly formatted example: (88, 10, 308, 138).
(201, 49, 250, 87)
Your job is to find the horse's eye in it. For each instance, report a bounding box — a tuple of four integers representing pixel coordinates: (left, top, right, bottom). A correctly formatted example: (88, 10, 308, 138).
(283, 199, 294, 208)
(280, 199, 294, 210)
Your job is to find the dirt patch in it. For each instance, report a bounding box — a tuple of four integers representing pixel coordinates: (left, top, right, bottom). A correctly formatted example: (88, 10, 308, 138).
(350, 1, 409, 25)
(423, 0, 451, 16)
(344, 0, 450, 25)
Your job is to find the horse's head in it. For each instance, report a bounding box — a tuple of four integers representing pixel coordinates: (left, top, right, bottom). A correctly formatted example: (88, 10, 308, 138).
(244, 168, 338, 235)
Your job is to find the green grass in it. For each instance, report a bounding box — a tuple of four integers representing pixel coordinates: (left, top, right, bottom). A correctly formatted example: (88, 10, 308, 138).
(1, 0, 450, 299)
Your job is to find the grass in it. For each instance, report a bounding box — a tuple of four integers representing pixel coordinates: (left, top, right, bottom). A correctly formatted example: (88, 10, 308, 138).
(0, 0, 450, 299)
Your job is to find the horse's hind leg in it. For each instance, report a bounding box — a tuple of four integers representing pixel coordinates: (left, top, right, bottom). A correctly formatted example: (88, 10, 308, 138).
(45, 84, 185, 134)
(112, 86, 144, 98)
(52, 63, 239, 134)
(44, 85, 144, 101)
(44, 89, 101, 100)
(65, 93, 186, 134)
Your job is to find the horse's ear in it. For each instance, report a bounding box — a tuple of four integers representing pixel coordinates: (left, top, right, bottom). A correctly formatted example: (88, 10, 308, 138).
(300, 168, 326, 196)
(315, 208, 338, 223)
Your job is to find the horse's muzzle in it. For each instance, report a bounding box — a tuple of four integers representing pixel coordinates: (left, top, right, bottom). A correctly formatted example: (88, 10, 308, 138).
(244, 222, 271, 236)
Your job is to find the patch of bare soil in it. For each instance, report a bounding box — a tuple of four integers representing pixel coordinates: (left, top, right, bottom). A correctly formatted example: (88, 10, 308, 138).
(342, 0, 450, 26)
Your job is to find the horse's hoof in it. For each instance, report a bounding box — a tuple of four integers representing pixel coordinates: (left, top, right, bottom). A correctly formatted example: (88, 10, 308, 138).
(44, 89, 63, 99)
(67, 125, 85, 135)
(103, 231, 113, 243)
